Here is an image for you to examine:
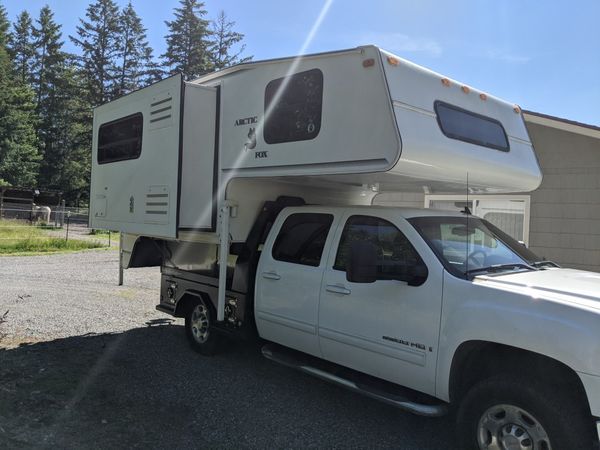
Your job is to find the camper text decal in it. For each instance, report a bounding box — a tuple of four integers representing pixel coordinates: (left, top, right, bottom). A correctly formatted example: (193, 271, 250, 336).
(234, 116, 257, 126)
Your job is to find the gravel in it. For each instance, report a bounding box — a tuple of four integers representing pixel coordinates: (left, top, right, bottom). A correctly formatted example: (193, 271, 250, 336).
(0, 250, 456, 449)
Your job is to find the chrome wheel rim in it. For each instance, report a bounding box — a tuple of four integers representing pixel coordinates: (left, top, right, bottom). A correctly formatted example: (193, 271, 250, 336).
(190, 303, 209, 344)
(477, 404, 551, 450)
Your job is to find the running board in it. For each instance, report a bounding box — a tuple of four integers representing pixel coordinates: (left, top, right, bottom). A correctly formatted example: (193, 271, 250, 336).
(262, 344, 448, 417)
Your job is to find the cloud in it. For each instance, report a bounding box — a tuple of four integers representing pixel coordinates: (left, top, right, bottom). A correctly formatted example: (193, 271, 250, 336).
(484, 49, 531, 64)
(360, 32, 443, 57)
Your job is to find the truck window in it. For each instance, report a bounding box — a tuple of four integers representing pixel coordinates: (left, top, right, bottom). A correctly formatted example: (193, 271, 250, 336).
(264, 68, 323, 144)
(434, 101, 509, 151)
(272, 213, 333, 267)
(97, 112, 143, 164)
(334, 215, 425, 282)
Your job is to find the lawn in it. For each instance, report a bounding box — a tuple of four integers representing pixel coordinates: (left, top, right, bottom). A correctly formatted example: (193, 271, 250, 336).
(0, 220, 105, 255)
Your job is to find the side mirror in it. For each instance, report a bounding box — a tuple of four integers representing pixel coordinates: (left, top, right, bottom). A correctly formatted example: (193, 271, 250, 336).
(407, 264, 428, 286)
(347, 241, 378, 283)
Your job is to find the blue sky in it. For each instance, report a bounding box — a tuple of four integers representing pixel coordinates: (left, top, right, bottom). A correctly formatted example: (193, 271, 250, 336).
(4, 0, 599, 125)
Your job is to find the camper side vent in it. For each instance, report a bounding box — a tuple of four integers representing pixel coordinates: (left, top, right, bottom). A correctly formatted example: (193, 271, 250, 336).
(144, 185, 170, 224)
(149, 91, 174, 130)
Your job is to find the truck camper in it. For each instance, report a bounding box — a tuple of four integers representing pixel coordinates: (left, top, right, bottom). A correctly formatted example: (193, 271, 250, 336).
(90, 46, 600, 449)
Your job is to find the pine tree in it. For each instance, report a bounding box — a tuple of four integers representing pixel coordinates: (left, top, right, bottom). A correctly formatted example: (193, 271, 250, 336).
(115, 2, 159, 96)
(8, 11, 34, 84)
(209, 11, 251, 70)
(31, 6, 71, 188)
(70, 0, 121, 105)
(0, 6, 40, 187)
(32, 6, 65, 109)
(47, 64, 92, 201)
(163, 0, 212, 80)
(0, 4, 9, 48)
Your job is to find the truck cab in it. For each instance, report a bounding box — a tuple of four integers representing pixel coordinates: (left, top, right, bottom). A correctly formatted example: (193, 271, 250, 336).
(255, 206, 441, 394)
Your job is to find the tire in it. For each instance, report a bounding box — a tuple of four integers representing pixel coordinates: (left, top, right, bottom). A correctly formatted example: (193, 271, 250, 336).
(184, 297, 225, 356)
(456, 375, 596, 450)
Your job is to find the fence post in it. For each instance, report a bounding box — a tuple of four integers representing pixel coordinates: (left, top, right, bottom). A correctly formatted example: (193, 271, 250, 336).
(59, 200, 66, 227)
(108, 230, 111, 247)
(65, 211, 71, 242)
(118, 233, 124, 286)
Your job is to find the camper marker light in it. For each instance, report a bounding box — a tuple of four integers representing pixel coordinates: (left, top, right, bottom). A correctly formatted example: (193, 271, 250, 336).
(513, 105, 522, 114)
(362, 58, 375, 68)
(479, 93, 487, 101)
(387, 56, 399, 66)
(441, 78, 451, 87)
(461, 86, 470, 94)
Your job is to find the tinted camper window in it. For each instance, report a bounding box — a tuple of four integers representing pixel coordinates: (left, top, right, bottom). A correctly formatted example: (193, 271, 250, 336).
(98, 113, 143, 164)
(434, 101, 509, 151)
(264, 68, 323, 144)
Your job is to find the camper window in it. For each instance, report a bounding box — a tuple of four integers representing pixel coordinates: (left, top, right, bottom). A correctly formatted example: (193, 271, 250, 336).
(98, 113, 143, 164)
(434, 101, 509, 151)
(264, 68, 323, 144)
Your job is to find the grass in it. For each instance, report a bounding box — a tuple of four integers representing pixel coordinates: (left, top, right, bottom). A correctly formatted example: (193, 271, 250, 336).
(88, 229, 119, 240)
(0, 219, 105, 255)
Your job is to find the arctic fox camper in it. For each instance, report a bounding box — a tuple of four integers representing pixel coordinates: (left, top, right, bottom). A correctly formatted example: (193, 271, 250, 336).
(90, 46, 600, 448)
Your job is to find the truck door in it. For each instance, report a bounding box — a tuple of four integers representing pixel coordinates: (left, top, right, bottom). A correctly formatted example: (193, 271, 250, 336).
(318, 212, 443, 395)
(255, 210, 339, 357)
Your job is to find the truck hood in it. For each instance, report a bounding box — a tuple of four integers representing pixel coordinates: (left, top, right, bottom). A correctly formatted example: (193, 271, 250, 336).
(475, 268, 600, 310)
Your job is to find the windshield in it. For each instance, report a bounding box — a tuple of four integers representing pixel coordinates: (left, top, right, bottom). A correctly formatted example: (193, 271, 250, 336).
(408, 216, 544, 278)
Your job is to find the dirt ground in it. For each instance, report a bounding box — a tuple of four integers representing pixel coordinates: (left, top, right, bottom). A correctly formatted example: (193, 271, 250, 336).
(0, 250, 456, 449)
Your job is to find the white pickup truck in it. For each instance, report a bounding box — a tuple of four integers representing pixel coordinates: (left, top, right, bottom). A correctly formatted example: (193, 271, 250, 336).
(157, 202, 600, 449)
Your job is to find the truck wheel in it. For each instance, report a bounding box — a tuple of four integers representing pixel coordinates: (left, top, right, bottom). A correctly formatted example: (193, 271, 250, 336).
(456, 376, 595, 450)
(184, 298, 224, 355)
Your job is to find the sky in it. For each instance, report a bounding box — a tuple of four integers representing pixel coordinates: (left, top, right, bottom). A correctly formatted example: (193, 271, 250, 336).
(4, 0, 599, 126)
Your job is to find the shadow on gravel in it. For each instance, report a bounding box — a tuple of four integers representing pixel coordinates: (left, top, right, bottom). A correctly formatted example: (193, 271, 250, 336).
(0, 323, 457, 449)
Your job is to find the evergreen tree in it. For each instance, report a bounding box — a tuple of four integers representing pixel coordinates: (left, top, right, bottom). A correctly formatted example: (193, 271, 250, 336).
(31, 6, 70, 188)
(0, 4, 9, 48)
(46, 64, 92, 201)
(32, 6, 65, 109)
(0, 6, 40, 187)
(115, 2, 159, 96)
(8, 11, 34, 84)
(163, 0, 212, 79)
(209, 11, 251, 70)
(70, 0, 121, 105)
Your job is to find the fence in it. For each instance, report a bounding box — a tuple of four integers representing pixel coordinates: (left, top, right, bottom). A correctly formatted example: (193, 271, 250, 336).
(0, 205, 116, 249)
(0, 202, 89, 227)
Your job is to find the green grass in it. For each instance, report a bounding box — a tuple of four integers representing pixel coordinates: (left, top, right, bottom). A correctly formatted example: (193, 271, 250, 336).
(0, 220, 105, 255)
(88, 229, 119, 240)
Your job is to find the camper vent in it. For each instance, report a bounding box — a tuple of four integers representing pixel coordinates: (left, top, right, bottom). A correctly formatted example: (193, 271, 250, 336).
(149, 91, 174, 130)
(144, 185, 170, 224)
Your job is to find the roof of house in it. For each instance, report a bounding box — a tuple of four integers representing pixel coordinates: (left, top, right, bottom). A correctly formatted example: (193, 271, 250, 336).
(523, 110, 600, 139)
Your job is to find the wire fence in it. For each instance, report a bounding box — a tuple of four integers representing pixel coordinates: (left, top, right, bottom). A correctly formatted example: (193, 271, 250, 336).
(0, 206, 116, 248)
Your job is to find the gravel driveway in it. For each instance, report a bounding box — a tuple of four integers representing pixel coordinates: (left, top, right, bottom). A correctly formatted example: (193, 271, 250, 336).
(0, 250, 456, 449)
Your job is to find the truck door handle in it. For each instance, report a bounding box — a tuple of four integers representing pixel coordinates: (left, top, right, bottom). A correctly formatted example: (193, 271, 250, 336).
(326, 284, 351, 295)
(262, 271, 281, 280)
